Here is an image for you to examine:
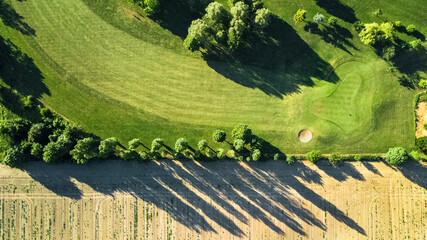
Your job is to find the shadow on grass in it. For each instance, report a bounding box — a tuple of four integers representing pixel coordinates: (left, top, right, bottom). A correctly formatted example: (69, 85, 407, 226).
(203, 16, 339, 98)
(0, 36, 49, 98)
(314, 0, 357, 23)
(22, 159, 370, 236)
(390, 47, 427, 75)
(0, 0, 35, 36)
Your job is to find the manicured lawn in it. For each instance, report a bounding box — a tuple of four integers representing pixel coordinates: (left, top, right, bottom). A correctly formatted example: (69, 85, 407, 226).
(0, 0, 424, 153)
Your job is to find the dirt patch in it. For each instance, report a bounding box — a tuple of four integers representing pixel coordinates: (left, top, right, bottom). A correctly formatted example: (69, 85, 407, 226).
(416, 102, 427, 138)
(298, 129, 312, 142)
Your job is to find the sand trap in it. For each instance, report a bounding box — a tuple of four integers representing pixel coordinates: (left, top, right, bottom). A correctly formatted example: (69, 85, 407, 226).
(298, 130, 312, 142)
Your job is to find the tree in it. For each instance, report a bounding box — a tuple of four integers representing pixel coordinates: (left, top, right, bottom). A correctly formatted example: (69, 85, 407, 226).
(198, 140, 208, 151)
(233, 139, 245, 152)
(252, 149, 261, 161)
(70, 137, 100, 164)
(313, 13, 325, 24)
(30, 142, 43, 159)
(328, 153, 342, 165)
(151, 138, 164, 152)
(228, 17, 247, 49)
(385, 147, 408, 166)
(98, 137, 119, 159)
(406, 24, 416, 33)
(128, 138, 141, 150)
(254, 8, 272, 30)
(293, 9, 307, 23)
(175, 138, 188, 153)
(307, 150, 322, 164)
(184, 19, 211, 51)
(121, 150, 140, 161)
(212, 130, 227, 143)
(143, 0, 160, 15)
(217, 148, 226, 159)
(231, 123, 252, 143)
(327, 16, 338, 26)
(27, 123, 50, 144)
(205, 2, 229, 25)
(273, 153, 280, 161)
(409, 39, 422, 50)
(418, 79, 427, 89)
(3, 146, 23, 168)
(415, 137, 427, 153)
(286, 155, 296, 165)
(42, 134, 73, 163)
(359, 22, 395, 45)
(230, 1, 250, 21)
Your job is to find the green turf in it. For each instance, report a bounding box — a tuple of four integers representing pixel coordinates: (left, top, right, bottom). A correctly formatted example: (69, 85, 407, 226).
(0, 0, 424, 153)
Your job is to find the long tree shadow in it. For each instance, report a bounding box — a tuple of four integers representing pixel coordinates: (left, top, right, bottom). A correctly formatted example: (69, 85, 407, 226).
(316, 161, 365, 182)
(0, 0, 35, 35)
(204, 16, 339, 98)
(314, 0, 357, 23)
(0, 36, 49, 98)
(389, 47, 427, 74)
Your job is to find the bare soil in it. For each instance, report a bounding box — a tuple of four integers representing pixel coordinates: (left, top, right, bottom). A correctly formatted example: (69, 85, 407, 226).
(0, 160, 426, 239)
(416, 102, 427, 138)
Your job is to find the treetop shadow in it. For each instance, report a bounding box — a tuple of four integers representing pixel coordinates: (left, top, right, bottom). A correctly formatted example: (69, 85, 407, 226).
(314, 0, 358, 23)
(0, 36, 49, 98)
(0, 0, 35, 36)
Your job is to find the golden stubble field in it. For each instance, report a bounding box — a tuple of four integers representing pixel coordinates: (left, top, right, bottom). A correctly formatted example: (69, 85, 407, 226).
(0, 160, 426, 240)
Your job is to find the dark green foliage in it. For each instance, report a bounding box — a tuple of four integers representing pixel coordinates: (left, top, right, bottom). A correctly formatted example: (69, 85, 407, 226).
(30, 142, 43, 159)
(3, 146, 23, 168)
(252, 149, 261, 161)
(217, 148, 226, 159)
(70, 137, 100, 164)
(286, 155, 296, 165)
(409, 39, 422, 50)
(42, 134, 73, 164)
(233, 138, 244, 152)
(151, 138, 164, 152)
(273, 153, 280, 160)
(415, 137, 427, 153)
(175, 138, 188, 153)
(198, 139, 208, 151)
(354, 154, 362, 161)
(20, 140, 32, 155)
(184, 150, 191, 158)
(121, 150, 140, 161)
(98, 137, 119, 159)
(328, 153, 342, 165)
(128, 138, 141, 150)
(212, 130, 227, 143)
(307, 150, 322, 164)
(184, 19, 210, 51)
(231, 123, 252, 143)
(385, 147, 408, 166)
(0, 119, 31, 145)
(193, 150, 201, 159)
(206, 149, 215, 159)
(353, 21, 364, 32)
(27, 123, 50, 144)
(63, 124, 87, 145)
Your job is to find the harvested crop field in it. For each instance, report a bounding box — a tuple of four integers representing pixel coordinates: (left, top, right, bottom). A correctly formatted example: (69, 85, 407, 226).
(416, 102, 427, 138)
(0, 160, 426, 239)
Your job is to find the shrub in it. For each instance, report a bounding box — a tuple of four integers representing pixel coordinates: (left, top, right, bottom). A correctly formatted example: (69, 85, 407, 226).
(184, 150, 191, 158)
(418, 79, 427, 89)
(198, 140, 208, 151)
(421, 155, 427, 162)
(374, 8, 382, 16)
(385, 147, 408, 166)
(3, 146, 23, 168)
(217, 148, 226, 159)
(206, 149, 215, 159)
(175, 138, 188, 153)
(22, 95, 34, 108)
(31, 142, 43, 159)
(354, 155, 363, 161)
(28, 123, 50, 144)
(142, 0, 160, 15)
(232, 123, 252, 143)
(273, 153, 280, 161)
(409, 150, 420, 161)
(313, 13, 325, 24)
(293, 9, 307, 23)
(406, 24, 416, 33)
(128, 139, 141, 150)
(409, 39, 422, 50)
(327, 16, 338, 26)
(99, 137, 119, 159)
(307, 150, 322, 164)
(151, 138, 164, 152)
(328, 153, 342, 165)
(193, 150, 201, 159)
(381, 45, 396, 60)
(246, 156, 251, 161)
(286, 155, 296, 165)
(233, 139, 245, 152)
(252, 149, 262, 161)
(237, 156, 244, 161)
(70, 137, 100, 164)
(212, 130, 227, 143)
(121, 150, 140, 161)
(415, 137, 427, 153)
(394, 21, 402, 27)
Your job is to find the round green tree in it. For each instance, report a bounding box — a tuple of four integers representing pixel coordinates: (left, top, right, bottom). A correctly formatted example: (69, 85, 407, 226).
(233, 139, 245, 152)
(386, 147, 408, 166)
(198, 140, 208, 151)
(98, 137, 119, 159)
(3, 146, 23, 168)
(151, 138, 164, 152)
(70, 137, 100, 164)
(212, 130, 227, 143)
(175, 138, 188, 153)
(231, 123, 252, 143)
(128, 139, 141, 150)
(252, 149, 262, 161)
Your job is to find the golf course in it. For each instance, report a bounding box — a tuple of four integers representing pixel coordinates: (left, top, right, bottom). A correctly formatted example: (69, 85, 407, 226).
(1, 0, 424, 154)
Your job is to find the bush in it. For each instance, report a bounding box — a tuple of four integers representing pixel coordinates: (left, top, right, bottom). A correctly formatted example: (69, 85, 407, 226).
(306, 150, 322, 164)
(31, 142, 43, 159)
(419, 79, 427, 89)
(328, 153, 342, 165)
(233, 139, 245, 152)
(327, 16, 338, 26)
(409, 39, 422, 50)
(286, 155, 296, 165)
(128, 139, 141, 150)
(273, 153, 280, 161)
(231, 123, 252, 143)
(121, 150, 140, 161)
(293, 9, 307, 23)
(3, 146, 23, 168)
(252, 149, 262, 161)
(313, 13, 325, 24)
(385, 147, 408, 166)
(206, 149, 215, 159)
(142, 0, 160, 15)
(151, 138, 164, 152)
(409, 150, 420, 161)
(217, 148, 226, 159)
(394, 21, 402, 27)
(421, 155, 427, 162)
(354, 155, 363, 161)
(175, 138, 188, 153)
(22, 95, 34, 109)
(198, 140, 208, 151)
(415, 137, 427, 153)
(406, 24, 416, 33)
(353, 21, 364, 32)
(212, 130, 227, 143)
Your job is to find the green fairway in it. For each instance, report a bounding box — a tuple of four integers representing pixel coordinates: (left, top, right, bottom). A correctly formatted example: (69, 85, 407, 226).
(0, 0, 424, 153)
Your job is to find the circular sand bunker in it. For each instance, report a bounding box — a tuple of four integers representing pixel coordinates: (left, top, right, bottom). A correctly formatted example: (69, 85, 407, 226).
(298, 130, 312, 143)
